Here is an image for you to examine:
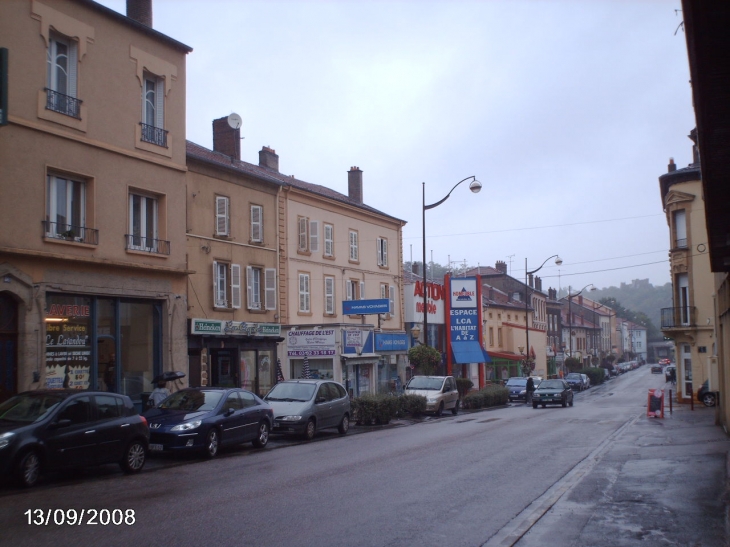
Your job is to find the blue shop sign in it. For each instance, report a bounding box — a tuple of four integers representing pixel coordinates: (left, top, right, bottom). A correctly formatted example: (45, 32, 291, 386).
(374, 333, 409, 352)
(342, 299, 390, 315)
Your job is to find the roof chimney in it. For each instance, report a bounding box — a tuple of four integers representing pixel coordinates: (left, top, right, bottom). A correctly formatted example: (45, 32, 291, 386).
(348, 167, 363, 204)
(668, 157, 676, 172)
(259, 147, 279, 172)
(126, 0, 153, 27)
(495, 260, 507, 274)
(212, 117, 240, 161)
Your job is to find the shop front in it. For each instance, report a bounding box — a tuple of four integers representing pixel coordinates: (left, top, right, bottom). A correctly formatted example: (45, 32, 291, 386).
(374, 332, 409, 393)
(188, 319, 282, 397)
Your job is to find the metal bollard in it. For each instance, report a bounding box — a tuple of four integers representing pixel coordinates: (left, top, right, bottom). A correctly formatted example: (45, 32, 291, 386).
(669, 389, 672, 414)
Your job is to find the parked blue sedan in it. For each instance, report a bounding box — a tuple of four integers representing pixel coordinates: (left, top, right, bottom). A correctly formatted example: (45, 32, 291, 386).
(143, 388, 273, 458)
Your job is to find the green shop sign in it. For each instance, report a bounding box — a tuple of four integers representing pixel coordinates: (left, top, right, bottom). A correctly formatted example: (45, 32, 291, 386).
(191, 319, 280, 337)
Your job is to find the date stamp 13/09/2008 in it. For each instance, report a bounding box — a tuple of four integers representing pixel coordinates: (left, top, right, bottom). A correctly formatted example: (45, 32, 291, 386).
(24, 509, 136, 526)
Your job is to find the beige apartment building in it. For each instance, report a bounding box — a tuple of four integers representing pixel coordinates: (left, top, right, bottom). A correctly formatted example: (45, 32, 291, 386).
(0, 0, 191, 406)
(658, 131, 716, 403)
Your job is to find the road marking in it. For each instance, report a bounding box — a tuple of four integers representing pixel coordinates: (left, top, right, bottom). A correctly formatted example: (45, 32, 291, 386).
(481, 413, 641, 547)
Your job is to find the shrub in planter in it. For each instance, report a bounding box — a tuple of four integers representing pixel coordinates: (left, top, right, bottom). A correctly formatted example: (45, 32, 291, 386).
(462, 385, 508, 409)
(455, 378, 474, 399)
(579, 367, 604, 387)
(398, 394, 427, 416)
(352, 393, 399, 425)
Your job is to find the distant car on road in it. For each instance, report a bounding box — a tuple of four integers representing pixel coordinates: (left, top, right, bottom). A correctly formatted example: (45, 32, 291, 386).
(532, 379, 574, 408)
(651, 364, 663, 374)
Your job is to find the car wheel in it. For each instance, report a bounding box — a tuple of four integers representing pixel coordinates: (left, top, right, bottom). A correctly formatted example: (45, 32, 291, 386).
(252, 421, 270, 448)
(337, 414, 349, 435)
(303, 418, 316, 440)
(204, 428, 220, 458)
(532, 402, 538, 409)
(435, 402, 444, 417)
(451, 400, 460, 416)
(702, 393, 717, 407)
(16, 450, 41, 488)
(119, 440, 146, 473)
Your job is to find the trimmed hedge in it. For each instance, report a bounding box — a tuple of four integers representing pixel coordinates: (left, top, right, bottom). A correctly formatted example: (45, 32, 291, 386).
(352, 393, 404, 425)
(456, 378, 474, 399)
(578, 367, 606, 387)
(398, 394, 427, 416)
(462, 384, 509, 409)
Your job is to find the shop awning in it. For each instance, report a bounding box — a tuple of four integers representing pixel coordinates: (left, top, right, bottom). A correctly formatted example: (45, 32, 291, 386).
(452, 341, 491, 364)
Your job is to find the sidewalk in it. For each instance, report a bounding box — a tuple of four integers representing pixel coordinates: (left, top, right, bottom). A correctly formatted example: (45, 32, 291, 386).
(512, 403, 730, 547)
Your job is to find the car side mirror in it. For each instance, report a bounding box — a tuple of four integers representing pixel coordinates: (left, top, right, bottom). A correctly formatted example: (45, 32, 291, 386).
(50, 418, 72, 429)
(315, 396, 326, 404)
(225, 407, 236, 416)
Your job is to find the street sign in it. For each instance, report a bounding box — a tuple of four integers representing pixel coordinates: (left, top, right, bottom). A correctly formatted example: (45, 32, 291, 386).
(342, 299, 390, 315)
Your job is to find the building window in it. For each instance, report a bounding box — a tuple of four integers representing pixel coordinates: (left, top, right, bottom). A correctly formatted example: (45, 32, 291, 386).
(324, 276, 335, 315)
(46, 174, 85, 240)
(141, 71, 166, 147)
(673, 209, 687, 248)
(247, 267, 276, 311)
(489, 327, 494, 346)
(324, 224, 334, 257)
(497, 328, 503, 346)
(310, 221, 319, 252)
(299, 273, 310, 313)
(216, 196, 229, 236)
(298, 217, 309, 252)
(250, 205, 262, 242)
(128, 193, 159, 252)
(349, 230, 359, 261)
(214, 262, 241, 309)
(377, 237, 388, 267)
(46, 32, 80, 118)
(346, 280, 365, 301)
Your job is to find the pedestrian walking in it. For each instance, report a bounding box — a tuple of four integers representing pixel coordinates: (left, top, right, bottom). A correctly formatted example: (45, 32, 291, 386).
(526, 376, 535, 405)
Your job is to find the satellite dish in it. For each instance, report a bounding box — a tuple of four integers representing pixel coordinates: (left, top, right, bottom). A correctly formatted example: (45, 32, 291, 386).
(227, 113, 242, 130)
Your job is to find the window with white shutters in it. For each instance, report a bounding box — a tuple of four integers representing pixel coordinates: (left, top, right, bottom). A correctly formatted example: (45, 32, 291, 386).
(214, 262, 228, 308)
(349, 230, 358, 261)
(298, 217, 309, 252)
(251, 205, 263, 243)
(299, 273, 310, 312)
(246, 266, 261, 310)
(310, 221, 319, 252)
(359, 281, 365, 300)
(324, 276, 335, 315)
(377, 237, 388, 267)
(216, 196, 229, 236)
(324, 224, 334, 257)
(265, 268, 277, 310)
(346, 280, 356, 301)
(231, 264, 242, 308)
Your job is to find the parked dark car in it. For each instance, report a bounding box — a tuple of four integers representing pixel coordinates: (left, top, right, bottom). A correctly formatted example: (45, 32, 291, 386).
(565, 373, 584, 391)
(264, 380, 350, 440)
(697, 380, 716, 407)
(0, 390, 148, 488)
(143, 388, 273, 458)
(532, 379, 574, 408)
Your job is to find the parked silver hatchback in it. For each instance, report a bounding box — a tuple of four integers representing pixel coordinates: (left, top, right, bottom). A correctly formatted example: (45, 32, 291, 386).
(264, 380, 350, 440)
(404, 375, 460, 416)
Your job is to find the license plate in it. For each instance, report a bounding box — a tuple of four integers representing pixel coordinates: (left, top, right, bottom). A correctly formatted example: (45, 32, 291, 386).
(149, 443, 164, 452)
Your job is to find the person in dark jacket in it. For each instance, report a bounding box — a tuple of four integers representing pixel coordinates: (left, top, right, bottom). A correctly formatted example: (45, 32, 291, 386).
(526, 376, 535, 405)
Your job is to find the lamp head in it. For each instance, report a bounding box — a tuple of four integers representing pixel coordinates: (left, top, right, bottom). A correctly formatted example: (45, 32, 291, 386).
(555, 256, 563, 266)
(469, 179, 482, 193)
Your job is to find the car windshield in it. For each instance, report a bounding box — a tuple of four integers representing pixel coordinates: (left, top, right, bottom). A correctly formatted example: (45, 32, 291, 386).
(159, 390, 223, 411)
(265, 383, 316, 402)
(506, 378, 527, 387)
(406, 377, 444, 390)
(539, 380, 564, 390)
(0, 393, 65, 423)
(566, 374, 581, 380)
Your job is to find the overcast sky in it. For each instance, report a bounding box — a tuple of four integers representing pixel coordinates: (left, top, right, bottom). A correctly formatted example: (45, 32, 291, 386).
(98, 0, 695, 292)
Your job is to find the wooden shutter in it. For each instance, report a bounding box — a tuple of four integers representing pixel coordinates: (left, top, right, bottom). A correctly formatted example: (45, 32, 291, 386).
(325, 277, 334, 314)
(359, 281, 365, 300)
(265, 268, 277, 310)
(68, 41, 78, 98)
(324, 224, 333, 256)
(216, 196, 229, 235)
(346, 281, 353, 301)
(251, 205, 262, 242)
(231, 264, 241, 309)
(298, 217, 308, 251)
(246, 266, 254, 309)
(382, 239, 387, 266)
(389, 285, 395, 314)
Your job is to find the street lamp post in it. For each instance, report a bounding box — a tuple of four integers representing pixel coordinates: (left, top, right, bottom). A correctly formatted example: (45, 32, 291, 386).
(567, 283, 596, 370)
(524, 255, 562, 376)
(422, 177, 481, 347)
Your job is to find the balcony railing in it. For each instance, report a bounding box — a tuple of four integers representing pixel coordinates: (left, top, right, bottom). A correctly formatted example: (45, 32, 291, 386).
(125, 234, 170, 255)
(45, 88, 82, 118)
(674, 238, 688, 249)
(661, 306, 697, 328)
(43, 221, 98, 245)
(140, 123, 168, 147)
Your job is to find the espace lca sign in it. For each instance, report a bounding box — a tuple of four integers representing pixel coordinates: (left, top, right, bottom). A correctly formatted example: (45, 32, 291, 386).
(342, 299, 390, 315)
(449, 278, 478, 342)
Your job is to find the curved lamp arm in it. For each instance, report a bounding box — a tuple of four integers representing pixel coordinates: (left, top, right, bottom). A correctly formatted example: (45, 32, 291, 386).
(569, 283, 595, 297)
(424, 176, 480, 210)
(527, 254, 563, 276)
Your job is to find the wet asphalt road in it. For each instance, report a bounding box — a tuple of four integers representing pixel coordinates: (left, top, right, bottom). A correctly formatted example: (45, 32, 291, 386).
(0, 367, 726, 547)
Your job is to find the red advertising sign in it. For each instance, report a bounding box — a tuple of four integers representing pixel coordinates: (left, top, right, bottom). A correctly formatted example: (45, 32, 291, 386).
(647, 388, 664, 418)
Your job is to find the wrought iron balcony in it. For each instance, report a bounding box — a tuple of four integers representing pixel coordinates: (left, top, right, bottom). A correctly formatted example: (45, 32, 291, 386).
(125, 234, 170, 255)
(140, 123, 168, 147)
(43, 221, 98, 245)
(45, 88, 82, 118)
(661, 306, 697, 329)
